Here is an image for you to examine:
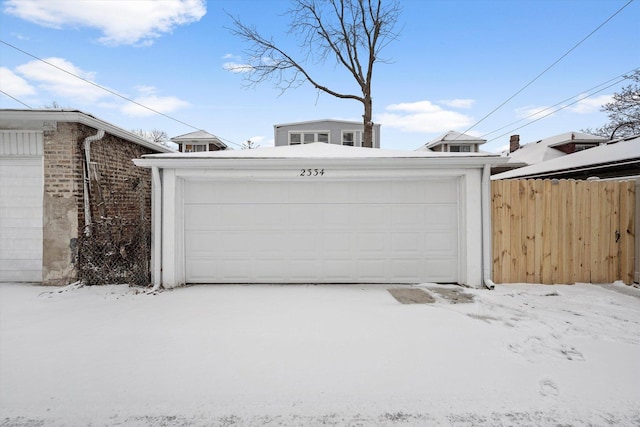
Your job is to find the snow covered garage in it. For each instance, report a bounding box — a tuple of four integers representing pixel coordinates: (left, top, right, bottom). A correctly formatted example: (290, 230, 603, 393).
(134, 143, 504, 288)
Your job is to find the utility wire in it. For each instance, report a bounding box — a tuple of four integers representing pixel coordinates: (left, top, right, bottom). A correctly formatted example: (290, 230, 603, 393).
(486, 77, 628, 143)
(456, 0, 635, 139)
(480, 67, 638, 139)
(0, 39, 243, 148)
(0, 89, 33, 108)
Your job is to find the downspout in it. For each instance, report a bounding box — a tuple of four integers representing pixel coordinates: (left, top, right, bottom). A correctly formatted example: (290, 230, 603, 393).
(151, 166, 162, 290)
(482, 163, 496, 290)
(83, 129, 105, 235)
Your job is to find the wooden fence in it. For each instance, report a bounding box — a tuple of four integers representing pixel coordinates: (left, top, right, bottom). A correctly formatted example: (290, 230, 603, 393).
(491, 179, 635, 284)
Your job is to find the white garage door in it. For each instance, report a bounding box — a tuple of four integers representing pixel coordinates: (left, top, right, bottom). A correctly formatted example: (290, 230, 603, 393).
(184, 177, 460, 284)
(0, 157, 43, 282)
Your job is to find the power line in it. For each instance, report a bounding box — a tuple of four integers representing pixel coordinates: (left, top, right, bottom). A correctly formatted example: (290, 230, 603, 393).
(0, 89, 32, 108)
(0, 39, 243, 148)
(486, 77, 629, 143)
(480, 67, 638, 139)
(456, 0, 635, 139)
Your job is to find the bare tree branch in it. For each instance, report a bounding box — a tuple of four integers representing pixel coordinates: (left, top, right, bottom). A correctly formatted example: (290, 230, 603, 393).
(226, 0, 400, 147)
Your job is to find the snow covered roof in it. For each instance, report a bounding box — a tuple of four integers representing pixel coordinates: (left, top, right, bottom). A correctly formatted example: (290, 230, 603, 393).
(420, 131, 486, 150)
(0, 109, 173, 153)
(502, 131, 606, 166)
(135, 142, 507, 168)
(492, 136, 640, 179)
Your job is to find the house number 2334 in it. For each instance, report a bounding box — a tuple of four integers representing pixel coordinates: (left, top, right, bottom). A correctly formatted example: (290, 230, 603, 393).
(300, 168, 325, 177)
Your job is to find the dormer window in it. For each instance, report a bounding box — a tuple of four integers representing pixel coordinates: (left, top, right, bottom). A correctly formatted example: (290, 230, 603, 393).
(184, 143, 208, 152)
(450, 145, 471, 152)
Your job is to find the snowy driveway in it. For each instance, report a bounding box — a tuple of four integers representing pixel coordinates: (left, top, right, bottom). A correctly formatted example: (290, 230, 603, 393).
(1, 282, 639, 426)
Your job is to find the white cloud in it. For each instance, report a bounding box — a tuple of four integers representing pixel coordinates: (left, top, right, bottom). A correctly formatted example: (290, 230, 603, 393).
(438, 98, 475, 109)
(15, 57, 108, 103)
(3, 0, 206, 46)
(223, 62, 254, 73)
(0, 67, 36, 97)
(121, 87, 189, 117)
(567, 94, 611, 114)
(377, 100, 474, 133)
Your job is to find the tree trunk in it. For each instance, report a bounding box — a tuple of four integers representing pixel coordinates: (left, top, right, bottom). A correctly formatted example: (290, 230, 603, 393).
(362, 96, 373, 148)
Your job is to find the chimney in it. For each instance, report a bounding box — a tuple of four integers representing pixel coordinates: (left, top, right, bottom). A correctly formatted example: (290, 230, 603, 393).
(509, 134, 520, 153)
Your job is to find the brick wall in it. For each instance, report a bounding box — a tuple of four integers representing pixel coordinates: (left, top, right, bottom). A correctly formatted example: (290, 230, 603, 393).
(42, 121, 158, 285)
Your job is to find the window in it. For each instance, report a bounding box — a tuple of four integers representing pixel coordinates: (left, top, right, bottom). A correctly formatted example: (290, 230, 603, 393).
(184, 143, 207, 152)
(342, 131, 355, 146)
(289, 131, 330, 145)
(450, 145, 471, 152)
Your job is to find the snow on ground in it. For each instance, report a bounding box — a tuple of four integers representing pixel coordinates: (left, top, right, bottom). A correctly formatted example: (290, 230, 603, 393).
(1, 282, 639, 426)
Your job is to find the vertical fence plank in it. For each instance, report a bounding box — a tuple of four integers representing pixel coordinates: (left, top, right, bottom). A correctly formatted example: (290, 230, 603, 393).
(565, 180, 576, 284)
(550, 180, 561, 284)
(500, 180, 512, 282)
(533, 179, 544, 284)
(619, 181, 635, 284)
(525, 179, 536, 283)
(542, 180, 553, 284)
(609, 182, 620, 282)
(510, 180, 522, 281)
(590, 181, 602, 282)
(491, 181, 503, 283)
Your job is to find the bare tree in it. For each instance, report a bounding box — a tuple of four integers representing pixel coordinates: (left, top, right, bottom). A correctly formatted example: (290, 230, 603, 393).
(228, 0, 401, 148)
(582, 70, 640, 139)
(131, 128, 169, 144)
(242, 139, 260, 149)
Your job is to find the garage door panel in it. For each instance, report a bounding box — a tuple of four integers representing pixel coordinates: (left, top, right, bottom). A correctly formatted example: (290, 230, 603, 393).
(184, 178, 459, 283)
(356, 205, 390, 229)
(322, 232, 354, 252)
(0, 156, 43, 282)
(425, 258, 456, 280)
(424, 180, 458, 203)
(322, 259, 354, 281)
(288, 231, 320, 255)
(425, 205, 458, 226)
(356, 181, 390, 202)
(290, 259, 319, 280)
(320, 182, 354, 202)
(391, 205, 426, 229)
(425, 232, 456, 253)
(391, 259, 423, 281)
(358, 232, 388, 253)
(391, 233, 423, 253)
(254, 258, 288, 280)
(357, 259, 387, 280)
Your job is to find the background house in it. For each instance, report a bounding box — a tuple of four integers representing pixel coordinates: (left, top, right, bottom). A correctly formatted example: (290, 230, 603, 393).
(274, 119, 381, 148)
(171, 130, 227, 152)
(0, 109, 172, 285)
(492, 131, 607, 175)
(417, 130, 486, 153)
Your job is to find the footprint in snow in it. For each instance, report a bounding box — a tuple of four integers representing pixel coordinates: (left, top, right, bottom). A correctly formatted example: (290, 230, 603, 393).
(539, 378, 560, 397)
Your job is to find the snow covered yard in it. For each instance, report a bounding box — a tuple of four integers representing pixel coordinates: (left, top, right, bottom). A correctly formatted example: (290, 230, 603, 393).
(1, 282, 639, 426)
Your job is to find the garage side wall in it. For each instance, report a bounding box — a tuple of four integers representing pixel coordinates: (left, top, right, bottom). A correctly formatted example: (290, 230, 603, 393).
(43, 122, 157, 285)
(42, 122, 83, 285)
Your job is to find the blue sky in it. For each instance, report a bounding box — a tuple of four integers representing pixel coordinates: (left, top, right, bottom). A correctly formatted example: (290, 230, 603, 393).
(0, 0, 638, 152)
